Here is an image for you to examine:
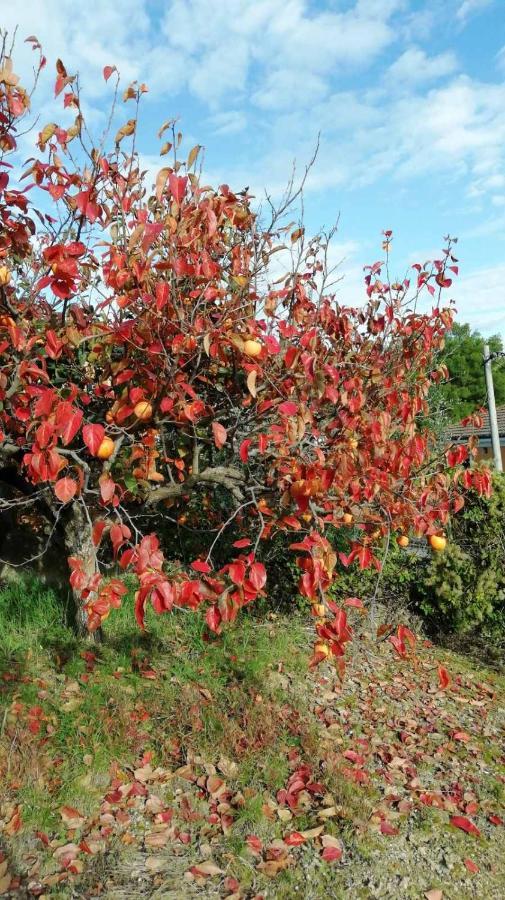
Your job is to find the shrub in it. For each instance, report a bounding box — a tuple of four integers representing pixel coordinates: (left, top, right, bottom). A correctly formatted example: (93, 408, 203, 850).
(415, 473, 505, 639)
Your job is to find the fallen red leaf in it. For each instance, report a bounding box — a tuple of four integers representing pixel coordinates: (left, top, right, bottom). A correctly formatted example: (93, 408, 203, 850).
(283, 832, 306, 846)
(488, 814, 503, 826)
(246, 835, 263, 855)
(464, 858, 479, 874)
(321, 846, 342, 862)
(438, 665, 450, 690)
(449, 816, 481, 837)
(452, 731, 470, 742)
(380, 820, 399, 836)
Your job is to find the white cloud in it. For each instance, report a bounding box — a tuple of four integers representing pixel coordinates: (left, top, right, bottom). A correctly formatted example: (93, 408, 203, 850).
(1, 0, 405, 116)
(253, 69, 329, 111)
(451, 263, 505, 338)
(456, 0, 493, 22)
(386, 47, 458, 86)
(157, 0, 402, 106)
(208, 110, 248, 136)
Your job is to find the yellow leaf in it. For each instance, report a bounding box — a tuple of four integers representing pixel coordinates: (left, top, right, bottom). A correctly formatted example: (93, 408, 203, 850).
(160, 141, 172, 156)
(229, 334, 245, 352)
(115, 119, 136, 145)
(128, 223, 144, 250)
(300, 825, 324, 839)
(187, 144, 201, 169)
(39, 122, 57, 149)
(158, 119, 175, 139)
(203, 333, 211, 356)
(291, 227, 304, 243)
(155, 167, 170, 202)
(247, 370, 257, 398)
(317, 805, 337, 819)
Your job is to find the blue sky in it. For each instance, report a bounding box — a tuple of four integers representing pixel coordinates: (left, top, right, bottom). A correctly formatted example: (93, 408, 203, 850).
(4, 0, 505, 337)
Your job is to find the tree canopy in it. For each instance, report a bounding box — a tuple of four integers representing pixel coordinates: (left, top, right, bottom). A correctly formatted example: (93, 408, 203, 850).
(438, 323, 505, 422)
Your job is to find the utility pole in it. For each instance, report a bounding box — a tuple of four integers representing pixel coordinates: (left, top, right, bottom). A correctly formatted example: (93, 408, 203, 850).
(483, 343, 503, 472)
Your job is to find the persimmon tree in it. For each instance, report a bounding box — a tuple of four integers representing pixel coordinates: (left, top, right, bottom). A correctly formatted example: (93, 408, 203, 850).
(0, 38, 490, 657)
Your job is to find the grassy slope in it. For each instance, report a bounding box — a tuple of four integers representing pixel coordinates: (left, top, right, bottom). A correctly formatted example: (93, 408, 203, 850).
(0, 579, 503, 898)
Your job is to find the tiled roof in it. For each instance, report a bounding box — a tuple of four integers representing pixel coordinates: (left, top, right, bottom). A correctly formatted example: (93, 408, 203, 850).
(445, 404, 505, 440)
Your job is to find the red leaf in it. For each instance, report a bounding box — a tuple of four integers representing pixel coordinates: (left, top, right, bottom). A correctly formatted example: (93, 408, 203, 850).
(284, 831, 306, 846)
(278, 401, 298, 416)
(438, 665, 450, 690)
(398, 624, 416, 648)
(321, 846, 342, 862)
(233, 538, 251, 548)
(168, 173, 187, 205)
(191, 559, 212, 574)
(57, 406, 83, 445)
(344, 597, 364, 608)
(239, 438, 251, 463)
(82, 423, 105, 456)
(92, 519, 107, 547)
(110, 523, 131, 556)
(488, 815, 503, 826)
(228, 561, 246, 586)
(135, 590, 146, 630)
(449, 816, 481, 837)
(435, 273, 452, 288)
(205, 605, 221, 633)
(99, 474, 116, 504)
(212, 421, 227, 449)
(380, 821, 399, 836)
(249, 561, 266, 591)
(35, 831, 50, 846)
(464, 858, 479, 874)
(59, 805, 85, 828)
(54, 476, 77, 503)
(103, 65, 116, 81)
(246, 835, 263, 854)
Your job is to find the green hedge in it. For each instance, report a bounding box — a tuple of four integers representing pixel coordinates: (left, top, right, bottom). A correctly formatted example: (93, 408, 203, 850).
(414, 473, 505, 638)
(324, 473, 505, 646)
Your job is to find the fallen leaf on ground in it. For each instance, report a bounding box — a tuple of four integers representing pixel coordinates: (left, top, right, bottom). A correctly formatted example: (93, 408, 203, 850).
(449, 816, 481, 837)
(59, 807, 86, 829)
(464, 858, 479, 874)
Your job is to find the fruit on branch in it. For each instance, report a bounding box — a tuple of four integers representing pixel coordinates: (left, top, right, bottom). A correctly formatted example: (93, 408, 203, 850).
(243, 339, 262, 358)
(134, 401, 153, 421)
(397, 535, 409, 548)
(342, 513, 353, 526)
(97, 437, 115, 460)
(429, 535, 447, 552)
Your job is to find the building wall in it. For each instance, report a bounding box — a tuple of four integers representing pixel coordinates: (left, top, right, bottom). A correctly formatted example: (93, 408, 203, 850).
(476, 445, 505, 467)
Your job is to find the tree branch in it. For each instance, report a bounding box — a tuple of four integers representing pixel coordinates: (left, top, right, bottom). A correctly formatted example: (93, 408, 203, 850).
(146, 465, 245, 505)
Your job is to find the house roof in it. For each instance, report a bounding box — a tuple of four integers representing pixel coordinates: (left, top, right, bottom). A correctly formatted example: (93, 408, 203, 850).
(445, 404, 505, 440)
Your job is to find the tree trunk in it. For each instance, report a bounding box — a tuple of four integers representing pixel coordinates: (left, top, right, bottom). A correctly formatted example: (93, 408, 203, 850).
(62, 503, 103, 641)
